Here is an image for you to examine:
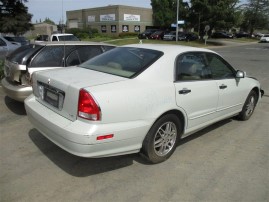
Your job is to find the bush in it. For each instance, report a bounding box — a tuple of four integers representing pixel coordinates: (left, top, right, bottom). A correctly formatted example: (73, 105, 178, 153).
(119, 32, 138, 38)
(66, 28, 98, 39)
(0, 59, 4, 80)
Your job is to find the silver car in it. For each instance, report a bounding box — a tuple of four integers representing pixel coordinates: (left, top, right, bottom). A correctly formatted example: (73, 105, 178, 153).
(0, 36, 20, 60)
(1, 41, 115, 102)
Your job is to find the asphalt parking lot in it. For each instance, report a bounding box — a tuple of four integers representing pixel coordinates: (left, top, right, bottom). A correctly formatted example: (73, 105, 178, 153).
(1, 42, 269, 202)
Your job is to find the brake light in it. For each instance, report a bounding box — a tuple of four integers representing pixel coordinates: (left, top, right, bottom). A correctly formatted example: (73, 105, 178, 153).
(78, 89, 101, 121)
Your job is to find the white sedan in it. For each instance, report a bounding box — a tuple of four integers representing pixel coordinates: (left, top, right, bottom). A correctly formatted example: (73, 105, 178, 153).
(25, 44, 264, 163)
(260, 34, 269, 42)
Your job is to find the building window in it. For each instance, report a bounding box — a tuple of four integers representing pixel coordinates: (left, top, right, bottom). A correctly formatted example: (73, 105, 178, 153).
(101, 25, 107, 33)
(111, 25, 116, 33)
(122, 25, 129, 32)
(134, 25, 140, 32)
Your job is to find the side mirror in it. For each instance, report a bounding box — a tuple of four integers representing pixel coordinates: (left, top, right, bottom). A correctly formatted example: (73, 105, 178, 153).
(236, 70, 245, 78)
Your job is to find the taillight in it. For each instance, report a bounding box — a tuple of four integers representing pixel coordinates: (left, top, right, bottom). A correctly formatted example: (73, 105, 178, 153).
(78, 89, 101, 121)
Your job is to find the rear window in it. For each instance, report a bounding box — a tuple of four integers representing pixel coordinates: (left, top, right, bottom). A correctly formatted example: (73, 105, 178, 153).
(6, 44, 43, 65)
(29, 45, 74, 67)
(58, 35, 79, 41)
(79, 47, 163, 78)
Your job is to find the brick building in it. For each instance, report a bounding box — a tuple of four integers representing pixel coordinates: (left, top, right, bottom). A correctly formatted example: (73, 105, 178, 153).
(66, 5, 153, 35)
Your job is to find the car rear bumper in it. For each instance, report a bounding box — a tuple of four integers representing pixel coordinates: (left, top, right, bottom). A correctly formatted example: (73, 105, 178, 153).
(25, 95, 150, 158)
(1, 78, 32, 102)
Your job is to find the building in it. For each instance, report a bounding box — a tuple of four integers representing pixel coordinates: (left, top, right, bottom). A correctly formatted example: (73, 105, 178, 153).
(24, 23, 57, 38)
(66, 5, 153, 35)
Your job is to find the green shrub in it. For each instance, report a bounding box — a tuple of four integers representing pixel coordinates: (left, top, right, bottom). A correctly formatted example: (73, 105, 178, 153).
(0, 59, 4, 80)
(66, 28, 98, 39)
(119, 32, 138, 38)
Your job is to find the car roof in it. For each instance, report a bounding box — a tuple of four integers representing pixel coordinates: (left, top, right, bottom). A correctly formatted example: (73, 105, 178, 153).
(33, 41, 115, 46)
(121, 44, 215, 55)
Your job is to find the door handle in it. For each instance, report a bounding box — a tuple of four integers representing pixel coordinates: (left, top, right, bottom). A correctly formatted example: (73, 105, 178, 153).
(219, 84, 227, 89)
(179, 89, 191, 94)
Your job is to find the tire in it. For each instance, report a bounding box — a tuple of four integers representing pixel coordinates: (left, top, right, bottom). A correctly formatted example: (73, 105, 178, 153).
(238, 90, 258, 121)
(141, 114, 181, 164)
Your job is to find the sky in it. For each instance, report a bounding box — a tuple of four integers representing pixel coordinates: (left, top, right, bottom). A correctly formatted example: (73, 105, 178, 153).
(26, 0, 152, 24)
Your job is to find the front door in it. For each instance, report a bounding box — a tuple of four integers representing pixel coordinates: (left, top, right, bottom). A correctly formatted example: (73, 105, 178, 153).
(174, 52, 219, 131)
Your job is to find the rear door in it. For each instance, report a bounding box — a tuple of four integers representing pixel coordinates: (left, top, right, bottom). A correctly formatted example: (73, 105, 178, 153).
(174, 52, 219, 130)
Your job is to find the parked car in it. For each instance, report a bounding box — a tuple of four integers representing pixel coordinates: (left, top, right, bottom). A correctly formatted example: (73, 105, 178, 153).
(25, 44, 264, 164)
(235, 32, 250, 38)
(163, 31, 177, 41)
(178, 32, 198, 41)
(34, 33, 79, 42)
(211, 31, 233, 39)
(149, 30, 166, 40)
(0, 36, 21, 60)
(260, 34, 269, 43)
(35, 35, 49, 42)
(1, 41, 115, 102)
(138, 29, 158, 39)
(3, 36, 30, 46)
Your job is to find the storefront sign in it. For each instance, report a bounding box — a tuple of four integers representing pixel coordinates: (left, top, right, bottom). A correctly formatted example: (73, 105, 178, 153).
(111, 25, 116, 33)
(101, 25, 107, 33)
(88, 16, 95, 22)
(134, 25, 140, 32)
(124, 14, 140, 22)
(122, 25, 129, 32)
(100, 14, 115, 21)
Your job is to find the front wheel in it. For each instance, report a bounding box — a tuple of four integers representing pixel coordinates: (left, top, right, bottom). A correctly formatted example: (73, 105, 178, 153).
(238, 90, 258, 121)
(141, 114, 181, 164)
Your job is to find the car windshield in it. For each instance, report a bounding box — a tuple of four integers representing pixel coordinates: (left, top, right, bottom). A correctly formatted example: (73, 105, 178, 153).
(79, 47, 163, 78)
(58, 35, 79, 41)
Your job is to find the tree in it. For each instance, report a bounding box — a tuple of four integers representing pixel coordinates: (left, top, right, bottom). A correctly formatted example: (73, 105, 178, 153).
(240, 0, 269, 34)
(0, 0, 32, 35)
(43, 17, 55, 25)
(151, 0, 189, 28)
(189, 0, 240, 33)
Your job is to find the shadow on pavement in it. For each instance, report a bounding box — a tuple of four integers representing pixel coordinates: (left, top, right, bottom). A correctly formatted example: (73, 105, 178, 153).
(28, 118, 233, 176)
(28, 129, 148, 177)
(4, 96, 26, 115)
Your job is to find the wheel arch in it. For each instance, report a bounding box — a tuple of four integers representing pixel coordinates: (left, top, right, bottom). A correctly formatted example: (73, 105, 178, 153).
(251, 86, 260, 102)
(154, 109, 186, 135)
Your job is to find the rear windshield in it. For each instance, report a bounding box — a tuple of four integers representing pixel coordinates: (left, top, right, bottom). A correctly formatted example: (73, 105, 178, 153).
(79, 47, 163, 78)
(58, 35, 79, 41)
(6, 44, 43, 65)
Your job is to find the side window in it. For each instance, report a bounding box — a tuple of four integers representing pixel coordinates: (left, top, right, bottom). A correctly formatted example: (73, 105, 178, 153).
(30, 46, 64, 67)
(66, 51, 80, 66)
(52, 36, 58, 41)
(0, 39, 7, 46)
(76, 46, 102, 63)
(205, 53, 235, 79)
(102, 45, 115, 52)
(176, 52, 210, 81)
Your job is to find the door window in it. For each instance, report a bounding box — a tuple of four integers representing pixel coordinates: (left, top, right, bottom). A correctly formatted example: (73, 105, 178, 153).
(30, 46, 65, 67)
(0, 39, 7, 46)
(176, 52, 211, 81)
(205, 53, 235, 79)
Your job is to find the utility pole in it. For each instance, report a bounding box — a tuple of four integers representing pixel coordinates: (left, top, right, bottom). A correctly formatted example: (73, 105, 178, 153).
(176, 0, 179, 42)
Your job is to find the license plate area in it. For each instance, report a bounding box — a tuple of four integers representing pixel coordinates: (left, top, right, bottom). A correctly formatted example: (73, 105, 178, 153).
(37, 82, 65, 110)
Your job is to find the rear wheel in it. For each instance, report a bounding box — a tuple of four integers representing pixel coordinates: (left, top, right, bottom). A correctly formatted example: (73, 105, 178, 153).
(238, 90, 258, 121)
(141, 114, 181, 164)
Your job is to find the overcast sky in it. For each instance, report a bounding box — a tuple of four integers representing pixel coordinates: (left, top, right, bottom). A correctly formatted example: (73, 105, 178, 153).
(26, 0, 152, 24)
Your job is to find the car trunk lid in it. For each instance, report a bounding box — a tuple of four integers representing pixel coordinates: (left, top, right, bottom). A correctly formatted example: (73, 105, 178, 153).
(33, 66, 127, 121)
